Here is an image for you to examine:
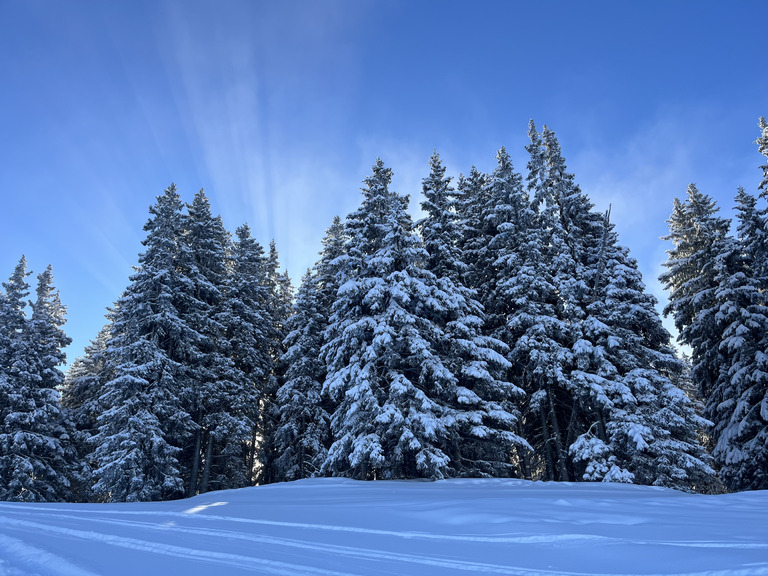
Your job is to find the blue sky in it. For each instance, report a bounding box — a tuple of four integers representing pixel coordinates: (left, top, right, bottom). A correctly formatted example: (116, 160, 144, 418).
(1, 1, 766, 364)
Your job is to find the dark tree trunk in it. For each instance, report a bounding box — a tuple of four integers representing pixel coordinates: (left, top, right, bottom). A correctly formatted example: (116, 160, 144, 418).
(188, 408, 202, 497)
(199, 432, 213, 494)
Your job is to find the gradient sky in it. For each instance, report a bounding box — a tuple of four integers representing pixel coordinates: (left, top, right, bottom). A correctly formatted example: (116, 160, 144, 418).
(1, 0, 766, 365)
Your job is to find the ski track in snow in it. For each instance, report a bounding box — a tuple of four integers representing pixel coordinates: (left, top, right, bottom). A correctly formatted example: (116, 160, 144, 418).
(1, 505, 621, 545)
(0, 480, 766, 576)
(0, 516, 357, 576)
(3, 512, 765, 576)
(3, 506, 767, 550)
(0, 533, 102, 576)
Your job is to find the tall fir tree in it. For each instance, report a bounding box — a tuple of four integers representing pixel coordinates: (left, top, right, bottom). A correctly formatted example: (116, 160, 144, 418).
(660, 184, 730, 404)
(90, 185, 194, 502)
(274, 217, 346, 481)
(183, 190, 259, 494)
(228, 224, 273, 484)
(419, 151, 528, 477)
(61, 322, 113, 499)
(0, 257, 30, 391)
(711, 188, 768, 491)
(274, 270, 331, 480)
(569, 216, 716, 491)
(514, 124, 587, 481)
(256, 240, 293, 484)
(521, 123, 714, 490)
(660, 119, 768, 491)
(322, 159, 463, 479)
(0, 259, 78, 501)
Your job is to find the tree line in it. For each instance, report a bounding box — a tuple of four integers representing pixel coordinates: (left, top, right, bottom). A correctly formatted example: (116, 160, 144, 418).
(1, 119, 766, 502)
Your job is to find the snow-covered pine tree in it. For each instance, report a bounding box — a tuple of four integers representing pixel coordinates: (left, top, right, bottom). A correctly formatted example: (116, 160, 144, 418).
(569, 212, 716, 492)
(256, 240, 293, 484)
(712, 187, 768, 491)
(61, 322, 113, 500)
(757, 117, 768, 194)
(228, 224, 273, 484)
(322, 159, 464, 480)
(660, 185, 730, 405)
(539, 125, 632, 485)
(0, 257, 30, 388)
(492, 122, 567, 480)
(274, 270, 331, 481)
(90, 184, 193, 502)
(0, 278, 14, 493)
(273, 217, 346, 482)
(418, 151, 528, 477)
(181, 189, 258, 494)
(516, 123, 714, 491)
(1, 258, 35, 500)
(513, 123, 586, 481)
(455, 166, 491, 296)
(0, 259, 78, 501)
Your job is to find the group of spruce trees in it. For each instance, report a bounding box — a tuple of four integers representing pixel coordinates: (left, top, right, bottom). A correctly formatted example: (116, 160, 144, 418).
(2, 189, 293, 502)
(661, 118, 768, 492)
(1, 120, 766, 502)
(292, 122, 714, 491)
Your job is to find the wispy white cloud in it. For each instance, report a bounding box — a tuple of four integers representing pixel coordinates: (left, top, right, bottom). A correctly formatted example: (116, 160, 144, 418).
(155, 1, 369, 278)
(568, 107, 765, 346)
(570, 112, 716, 320)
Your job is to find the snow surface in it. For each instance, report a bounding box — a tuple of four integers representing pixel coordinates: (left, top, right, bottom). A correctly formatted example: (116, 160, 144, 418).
(0, 478, 766, 576)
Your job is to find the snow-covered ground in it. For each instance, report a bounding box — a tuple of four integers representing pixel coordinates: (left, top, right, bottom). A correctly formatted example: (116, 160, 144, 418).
(0, 478, 765, 576)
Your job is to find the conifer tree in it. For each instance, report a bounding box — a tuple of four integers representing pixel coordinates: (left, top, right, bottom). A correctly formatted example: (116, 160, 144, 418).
(519, 123, 715, 491)
(274, 270, 331, 480)
(0, 259, 78, 501)
(90, 185, 193, 502)
(322, 159, 461, 479)
(182, 189, 258, 494)
(711, 188, 768, 491)
(0, 259, 33, 499)
(570, 218, 715, 491)
(419, 151, 528, 477)
(228, 224, 273, 484)
(515, 124, 586, 481)
(0, 257, 30, 383)
(256, 240, 293, 484)
(61, 323, 113, 499)
(274, 217, 346, 481)
(660, 185, 730, 403)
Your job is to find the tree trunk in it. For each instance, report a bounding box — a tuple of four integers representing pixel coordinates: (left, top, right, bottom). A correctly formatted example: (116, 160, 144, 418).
(516, 443, 532, 480)
(188, 408, 202, 497)
(246, 430, 258, 484)
(538, 404, 555, 481)
(199, 432, 213, 494)
(547, 388, 570, 481)
(597, 409, 608, 442)
(565, 398, 581, 450)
